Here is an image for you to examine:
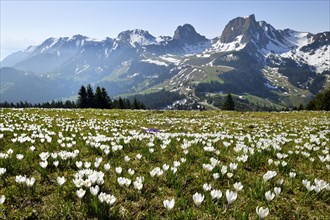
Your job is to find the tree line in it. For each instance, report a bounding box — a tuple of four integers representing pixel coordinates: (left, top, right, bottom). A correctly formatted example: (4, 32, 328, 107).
(0, 85, 145, 110)
(1, 86, 329, 111)
(0, 100, 76, 109)
(77, 85, 145, 109)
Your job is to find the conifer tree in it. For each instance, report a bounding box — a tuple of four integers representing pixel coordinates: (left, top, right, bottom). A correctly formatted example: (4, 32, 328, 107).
(86, 84, 95, 108)
(133, 97, 140, 109)
(223, 93, 235, 110)
(124, 98, 131, 109)
(101, 87, 112, 108)
(94, 86, 103, 108)
(77, 86, 88, 108)
(118, 97, 124, 109)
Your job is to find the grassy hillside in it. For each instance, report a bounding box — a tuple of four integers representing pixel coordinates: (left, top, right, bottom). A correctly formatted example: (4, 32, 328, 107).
(0, 109, 329, 219)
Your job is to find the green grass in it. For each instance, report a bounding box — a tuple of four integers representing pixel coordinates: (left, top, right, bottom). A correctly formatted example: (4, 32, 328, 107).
(263, 67, 313, 106)
(146, 65, 232, 96)
(0, 109, 329, 219)
(198, 66, 233, 83)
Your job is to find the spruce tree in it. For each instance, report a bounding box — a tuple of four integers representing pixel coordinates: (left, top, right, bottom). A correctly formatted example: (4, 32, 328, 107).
(86, 84, 95, 108)
(101, 87, 112, 109)
(124, 98, 131, 109)
(133, 97, 140, 109)
(223, 93, 235, 110)
(118, 97, 124, 109)
(77, 86, 88, 108)
(94, 86, 103, 108)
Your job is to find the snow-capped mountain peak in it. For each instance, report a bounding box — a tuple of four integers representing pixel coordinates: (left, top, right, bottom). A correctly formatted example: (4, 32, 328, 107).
(116, 29, 157, 47)
(213, 14, 311, 55)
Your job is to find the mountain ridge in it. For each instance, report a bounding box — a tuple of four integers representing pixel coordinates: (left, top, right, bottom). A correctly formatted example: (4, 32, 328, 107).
(1, 15, 329, 109)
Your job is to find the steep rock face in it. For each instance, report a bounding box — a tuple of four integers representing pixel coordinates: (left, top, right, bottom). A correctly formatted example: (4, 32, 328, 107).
(173, 24, 208, 44)
(145, 24, 211, 55)
(212, 14, 329, 72)
(220, 14, 259, 44)
(214, 14, 304, 55)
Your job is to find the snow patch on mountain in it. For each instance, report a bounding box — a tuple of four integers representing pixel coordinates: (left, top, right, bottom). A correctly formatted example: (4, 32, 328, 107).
(25, 46, 37, 53)
(117, 29, 157, 48)
(183, 41, 212, 55)
(49, 38, 60, 48)
(75, 64, 90, 75)
(129, 33, 156, 47)
(141, 59, 168, 66)
(260, 30, 310, 56)
(156, 36, 172, 43)
(40, 38, 60, 53)
(281, 44, 330, 72)
(284, 30, 310, 48)
(159, 55, 181, 65)
(211, 35, 246, 52)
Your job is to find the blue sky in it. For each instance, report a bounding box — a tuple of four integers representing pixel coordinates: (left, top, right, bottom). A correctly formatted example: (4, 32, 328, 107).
(1, 0, 329, 59)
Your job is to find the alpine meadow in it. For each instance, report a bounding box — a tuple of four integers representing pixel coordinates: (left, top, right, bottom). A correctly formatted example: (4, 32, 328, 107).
(0, 109, 329, 219)
(0, 1, 330, 219)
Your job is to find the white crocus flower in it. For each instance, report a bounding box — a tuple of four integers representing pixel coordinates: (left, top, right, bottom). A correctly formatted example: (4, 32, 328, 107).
(163, 198, 175, 211)
(203, 183, 212, 191)
(115, 167, 122, 174)
(39, 161, 48, 169)
(0, 168, 6, 176)
(0, 195, 5, 204)
(210, 189, 222, 200)
(227, 172, 233, 178)
(233, 182, 243, 191)
(104, 163, 111, 171)
(256, 206, 269, 219)
(76, 188, 86, 199)
(221, 166, 228, 175)
(192, 192, 204, 207)
(265, 191, 275, 202)
(162, 164, 169, 171)
(133, 177, 144, 191)
(57, 176, 66, 186)
(263, 171, 277, 182)
(226, 190, 237, 206)
(213, 173, 220, 180)
(53, 161, 59, 167)
(274, 187, 281, 196)
(229, 162, 238, 171)
(289, 172, 296, 178)
(26, 177, 35, 187)
(128, 168, 135, 176)
(16, 154, 24, 160)
(76, 161, 83, 168)
(90, 185, 100, 196)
